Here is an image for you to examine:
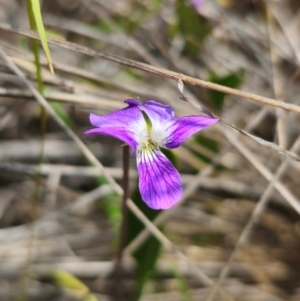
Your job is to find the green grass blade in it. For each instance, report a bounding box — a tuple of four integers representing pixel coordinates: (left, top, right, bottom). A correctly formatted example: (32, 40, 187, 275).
(52, 269, 98, 301)
(27, 0, 44, 93)
(30, 0, 54, 74)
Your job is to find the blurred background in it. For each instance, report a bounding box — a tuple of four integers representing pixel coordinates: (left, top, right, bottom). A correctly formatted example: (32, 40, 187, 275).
(0, 0, 300, 300)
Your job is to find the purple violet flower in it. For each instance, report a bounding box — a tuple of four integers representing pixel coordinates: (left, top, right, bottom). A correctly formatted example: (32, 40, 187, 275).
(85, 99, 219, 210)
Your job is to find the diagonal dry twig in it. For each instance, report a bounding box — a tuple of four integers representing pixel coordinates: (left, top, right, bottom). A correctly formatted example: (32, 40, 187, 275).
(205, 5, 300, 299)
(205, 134, 300, 301)
(1, 23, 299, 162)
(0, 23, 300, 114)
(220, 127, 300, 213)
(177, 80, 300, 161)
(266, 3, 288, 150)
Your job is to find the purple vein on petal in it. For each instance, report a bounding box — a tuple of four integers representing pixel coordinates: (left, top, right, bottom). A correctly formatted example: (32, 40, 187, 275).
(137, 148, 182, 210)
(165, 115, 219, 149)
(84, 102, 145, 152)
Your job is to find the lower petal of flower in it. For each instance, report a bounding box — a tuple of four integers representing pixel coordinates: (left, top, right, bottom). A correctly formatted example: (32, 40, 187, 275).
(136, 148, 183, 210)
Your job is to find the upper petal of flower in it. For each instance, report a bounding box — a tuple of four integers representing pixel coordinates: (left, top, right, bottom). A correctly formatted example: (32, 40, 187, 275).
(140, 100, 175, 122)
(89, 101, 141, 128)
(84, 101, 146, 152)
(123, 99, 174, 122)
(137, 148, 183, 210)
(165, 115, 219, 149)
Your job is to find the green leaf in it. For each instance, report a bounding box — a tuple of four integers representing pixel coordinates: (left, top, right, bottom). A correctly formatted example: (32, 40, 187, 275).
(30, 0, 54, 74)
(175, 0, 211, 57)
(52, 269, 98, 301)
(101, 192, 122, 237)
(194, 134, 220, 153)
(207, 69, 244, 110)
(191, 134, 225, 171)
(93, 21, 113, 33)
(171, 265, 193, 301)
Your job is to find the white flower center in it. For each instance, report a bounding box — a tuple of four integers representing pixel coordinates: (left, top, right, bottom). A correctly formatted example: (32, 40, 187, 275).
(149, 119, 170, 146)
(132, 111, 171, 152)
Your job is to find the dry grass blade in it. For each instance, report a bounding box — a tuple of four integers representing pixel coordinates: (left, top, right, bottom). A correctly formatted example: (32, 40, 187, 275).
(221, 127, 300, 213)
(1, 23, 299, 162)
(0, 22, 300, 114)
(178, 88, 300, 161)
(205, 133, 300, 301)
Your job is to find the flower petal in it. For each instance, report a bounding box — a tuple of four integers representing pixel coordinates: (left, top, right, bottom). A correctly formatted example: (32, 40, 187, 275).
(89, 101, 141, 128)
(140, 100, 175, 121)
(85, 127, 138, 150)
(124, 99, 174, 121)
(124, 99, 140, 107)
(165, 115, 219, 148)
(85, 101, 146, 152)
(137, 149, 182, 210)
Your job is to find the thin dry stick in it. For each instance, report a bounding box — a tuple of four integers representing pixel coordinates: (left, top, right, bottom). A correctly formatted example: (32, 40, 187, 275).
(178, 80, 300, 161)
(221, 127, 300, 212)
(4, 48, 169, 103)
(0, 184, 113, 245)
(266, 3, 287, 149)
(206, 133, 300, 301)
(0, 47, 232, 297)
(205, 7, 300, 300)
(0, 23, 300, 114)
(269, 1, 300, 64)
(1, 25, 299, 162)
